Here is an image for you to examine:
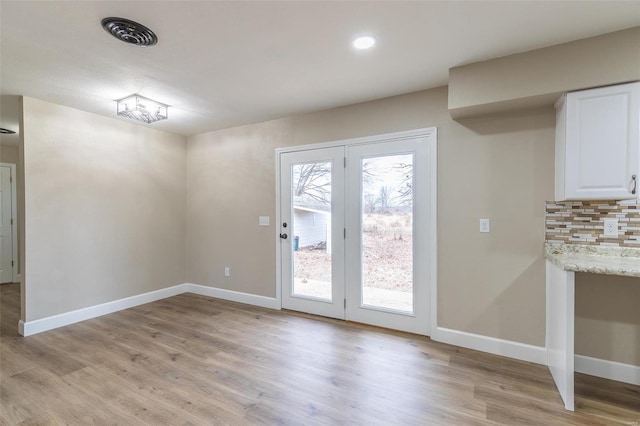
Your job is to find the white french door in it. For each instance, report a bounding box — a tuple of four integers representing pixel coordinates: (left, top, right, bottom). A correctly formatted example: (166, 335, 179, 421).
(280, 147, 346, 319)
(345, 139, 430, 334)
(278, 130, 435, 335)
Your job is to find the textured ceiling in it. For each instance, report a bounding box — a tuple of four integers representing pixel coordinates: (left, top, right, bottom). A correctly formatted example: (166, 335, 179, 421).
(1, 1, 639, 139)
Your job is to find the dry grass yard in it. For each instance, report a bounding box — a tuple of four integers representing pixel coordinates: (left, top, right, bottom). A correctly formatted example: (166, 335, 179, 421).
(294, 212, 414, 310)
(294, 213, 413, 292)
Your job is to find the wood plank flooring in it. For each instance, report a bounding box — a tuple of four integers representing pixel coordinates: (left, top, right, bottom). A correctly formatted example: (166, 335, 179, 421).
(1, 282, 638, 425)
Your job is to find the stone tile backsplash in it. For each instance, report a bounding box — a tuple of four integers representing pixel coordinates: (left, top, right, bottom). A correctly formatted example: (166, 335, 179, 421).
(545, 199, 640, 246)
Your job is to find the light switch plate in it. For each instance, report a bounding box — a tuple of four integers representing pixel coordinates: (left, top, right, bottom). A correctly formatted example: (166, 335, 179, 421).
(259, 216, 270, 226)
(479, 218, 491, 233)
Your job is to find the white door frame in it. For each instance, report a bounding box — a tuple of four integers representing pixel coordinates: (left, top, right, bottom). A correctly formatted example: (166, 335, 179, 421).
(275, 128, 437, 336)
(0, 162, 18, 283)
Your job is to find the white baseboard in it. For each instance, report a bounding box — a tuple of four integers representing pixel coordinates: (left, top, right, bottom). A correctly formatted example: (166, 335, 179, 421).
(185, 283, 279, 310)
(18, 283, 279, 336)
(433, 327, 548, 365)
(575, 355, 640, 386)
(19, 284, 190, 336)
(432, 327, 640, 385)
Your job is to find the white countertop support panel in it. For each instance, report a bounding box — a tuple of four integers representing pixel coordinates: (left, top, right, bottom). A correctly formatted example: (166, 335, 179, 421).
(544, 242, 639, 411)
(546, 260, 575, 411)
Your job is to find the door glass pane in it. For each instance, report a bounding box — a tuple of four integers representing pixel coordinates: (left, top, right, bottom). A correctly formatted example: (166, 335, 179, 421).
(361, 154, 413, 313)
(291, 161, 332, 300)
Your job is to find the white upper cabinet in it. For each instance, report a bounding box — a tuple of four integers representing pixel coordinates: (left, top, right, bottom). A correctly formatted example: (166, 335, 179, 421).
(555, 82, 639, 200)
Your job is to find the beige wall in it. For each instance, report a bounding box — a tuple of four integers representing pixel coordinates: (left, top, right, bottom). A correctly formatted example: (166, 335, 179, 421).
(576, 273, 640, 366)
(187, 86, 556, 346)
(449, 27, 640, 118)
(0, 145, 19, 164)
(22, 97, 187, 321)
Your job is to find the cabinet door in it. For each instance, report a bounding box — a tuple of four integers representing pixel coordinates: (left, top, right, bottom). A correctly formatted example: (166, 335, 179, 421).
(564, 82, 639, 200)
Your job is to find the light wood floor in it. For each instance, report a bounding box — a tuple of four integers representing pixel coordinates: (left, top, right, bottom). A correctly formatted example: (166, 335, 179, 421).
(1, 283, 638, 425)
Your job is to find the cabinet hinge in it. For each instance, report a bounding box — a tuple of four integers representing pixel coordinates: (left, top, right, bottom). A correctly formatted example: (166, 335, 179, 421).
(344, 157, 347, 168)
(11, 260, 14, 267)
(11, 218, 13, 225)
(9, 176, 12, 183)
(344, 299, 346, 309)
(344, 228, 346, 239)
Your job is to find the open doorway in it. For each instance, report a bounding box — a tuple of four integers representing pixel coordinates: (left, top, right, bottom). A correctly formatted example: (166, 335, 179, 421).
(1, 163, 18, 284)
(0, 160, 20, 337)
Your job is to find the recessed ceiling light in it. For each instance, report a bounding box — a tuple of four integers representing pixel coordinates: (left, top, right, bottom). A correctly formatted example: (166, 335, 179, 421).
(353, 35, 376, 50)
(101, 17, 158, 47)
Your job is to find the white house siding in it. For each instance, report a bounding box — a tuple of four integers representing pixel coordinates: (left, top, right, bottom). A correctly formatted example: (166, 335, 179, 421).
(293, 209, 328, 248)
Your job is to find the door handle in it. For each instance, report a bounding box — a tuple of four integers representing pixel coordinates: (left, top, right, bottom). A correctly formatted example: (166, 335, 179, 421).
(280, 233, 288, 239)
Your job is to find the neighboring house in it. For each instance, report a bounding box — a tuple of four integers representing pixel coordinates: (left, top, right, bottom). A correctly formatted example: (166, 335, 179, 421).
(293, 198, 331, 254)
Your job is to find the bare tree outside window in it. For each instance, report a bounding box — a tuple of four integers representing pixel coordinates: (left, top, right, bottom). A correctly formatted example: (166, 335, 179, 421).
(393, 162, 413, 206)
(293, 163, 331, 205)
(360, 154, 414, 312)
(377, 185, 391, 213)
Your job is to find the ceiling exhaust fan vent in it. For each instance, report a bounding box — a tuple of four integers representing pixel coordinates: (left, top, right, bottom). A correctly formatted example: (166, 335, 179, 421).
(101, 17, 158, 47)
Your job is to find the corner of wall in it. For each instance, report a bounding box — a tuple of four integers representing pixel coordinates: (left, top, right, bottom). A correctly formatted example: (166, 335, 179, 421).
(18, 95, 26, 323)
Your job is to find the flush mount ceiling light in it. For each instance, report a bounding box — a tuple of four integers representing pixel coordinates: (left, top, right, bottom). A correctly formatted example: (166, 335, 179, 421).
(101, 17, 158, 46)
(352, 35, 376, 50)
(0, 128, 16, 134)
(116, 94, 168, 124)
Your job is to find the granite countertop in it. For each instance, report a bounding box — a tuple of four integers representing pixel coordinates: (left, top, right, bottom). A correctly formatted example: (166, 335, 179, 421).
(545, 243, 640, 278)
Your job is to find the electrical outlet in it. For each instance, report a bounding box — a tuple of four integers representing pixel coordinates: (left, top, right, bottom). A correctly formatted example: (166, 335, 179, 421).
(224, 267, 230, 277)
(259, 216, 270, 226)
(479, 218, 491, 233)
(603, 218, 618, 238)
